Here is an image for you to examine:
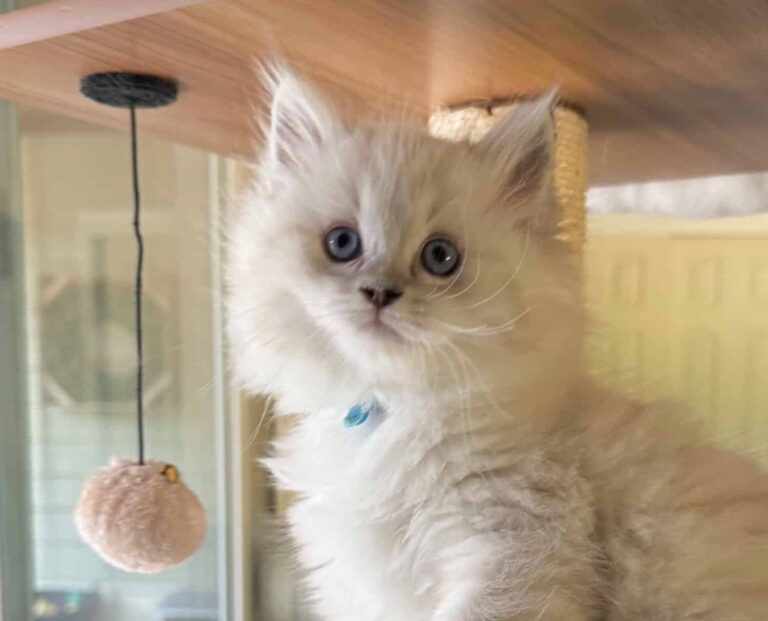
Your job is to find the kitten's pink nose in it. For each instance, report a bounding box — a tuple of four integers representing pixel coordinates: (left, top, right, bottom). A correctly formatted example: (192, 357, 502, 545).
(360, 286, 403, 309)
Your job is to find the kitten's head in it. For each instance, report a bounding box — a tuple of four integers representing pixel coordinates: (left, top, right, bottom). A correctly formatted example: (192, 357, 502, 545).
(227, 68, 582, 413)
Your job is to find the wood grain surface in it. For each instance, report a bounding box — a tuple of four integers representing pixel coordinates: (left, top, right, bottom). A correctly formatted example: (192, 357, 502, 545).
(0, 0, 209, 49)
(0, 0, 766, 184)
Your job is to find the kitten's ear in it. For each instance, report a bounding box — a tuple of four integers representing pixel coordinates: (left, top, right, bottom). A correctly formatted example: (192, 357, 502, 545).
(476, 91, 557, 229)
(261, 64, 343, 171)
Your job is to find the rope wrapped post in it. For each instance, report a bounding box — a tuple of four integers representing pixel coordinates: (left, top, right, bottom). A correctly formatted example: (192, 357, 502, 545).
(429, 101, 588, 250)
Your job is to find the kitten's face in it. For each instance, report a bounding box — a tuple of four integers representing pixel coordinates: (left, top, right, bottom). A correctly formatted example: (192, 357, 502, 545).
(228, 69, 580, 408)
(273, 130, 510, 356)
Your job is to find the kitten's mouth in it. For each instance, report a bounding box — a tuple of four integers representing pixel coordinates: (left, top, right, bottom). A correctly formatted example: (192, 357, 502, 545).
(367, 313, 399, 335)
(361, 311, 407, 341)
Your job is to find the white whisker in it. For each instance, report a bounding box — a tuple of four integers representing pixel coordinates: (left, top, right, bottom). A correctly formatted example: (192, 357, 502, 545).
(430, 307, 530, 337)
(244, 394, 274, 450)
(442, 256, 482, 301)
(461, 223, 530, 310)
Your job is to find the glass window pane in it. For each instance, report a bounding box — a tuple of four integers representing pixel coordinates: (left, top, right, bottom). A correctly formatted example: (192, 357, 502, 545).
(12, 106, 230, 621)
(0, 99, 34, 621)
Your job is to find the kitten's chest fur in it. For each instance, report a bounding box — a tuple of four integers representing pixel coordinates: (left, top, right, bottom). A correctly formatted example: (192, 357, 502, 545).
(268, 401, 598, 621)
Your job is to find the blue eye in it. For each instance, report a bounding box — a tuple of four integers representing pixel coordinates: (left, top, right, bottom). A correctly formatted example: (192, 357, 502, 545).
(421, 238, 460, 277)
(324, 226, 362, 262)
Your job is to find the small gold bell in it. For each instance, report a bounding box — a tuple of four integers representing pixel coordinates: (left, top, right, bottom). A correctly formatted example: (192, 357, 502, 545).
(162, 464, 179, 483)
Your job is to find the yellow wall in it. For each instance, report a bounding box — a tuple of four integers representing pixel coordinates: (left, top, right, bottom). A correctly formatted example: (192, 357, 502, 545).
(585, 213, 768, 459)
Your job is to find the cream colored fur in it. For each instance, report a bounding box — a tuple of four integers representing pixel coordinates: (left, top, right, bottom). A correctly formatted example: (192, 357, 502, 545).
(226, 67, 768, 621)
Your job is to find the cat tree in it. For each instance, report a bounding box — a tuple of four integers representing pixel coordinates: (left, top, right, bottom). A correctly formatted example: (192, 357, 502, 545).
(429, 102, 588, 250)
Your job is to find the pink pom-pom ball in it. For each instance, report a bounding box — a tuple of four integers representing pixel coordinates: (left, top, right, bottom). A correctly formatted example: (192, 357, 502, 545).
(74, 458, 206, 573)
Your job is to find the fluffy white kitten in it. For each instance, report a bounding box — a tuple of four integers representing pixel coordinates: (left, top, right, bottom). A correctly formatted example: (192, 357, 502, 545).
(227, 68, 768, 621)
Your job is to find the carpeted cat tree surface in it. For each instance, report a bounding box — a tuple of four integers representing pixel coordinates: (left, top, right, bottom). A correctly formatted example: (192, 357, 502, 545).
(74, 458, 207, 573)
(430, 102, 588, 249)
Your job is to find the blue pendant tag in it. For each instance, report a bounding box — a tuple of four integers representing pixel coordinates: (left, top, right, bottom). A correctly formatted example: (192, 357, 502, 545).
(344, 400, 380, 428)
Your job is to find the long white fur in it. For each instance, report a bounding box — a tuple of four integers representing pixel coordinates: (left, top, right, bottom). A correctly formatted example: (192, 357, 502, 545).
(227, 66, 768, 621)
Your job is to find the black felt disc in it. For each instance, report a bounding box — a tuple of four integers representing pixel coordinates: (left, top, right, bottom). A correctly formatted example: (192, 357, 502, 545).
(80, 72, 178, 109)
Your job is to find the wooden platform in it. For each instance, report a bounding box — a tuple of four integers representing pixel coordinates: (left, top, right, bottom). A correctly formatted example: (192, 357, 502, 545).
(1, 0, 767, 185)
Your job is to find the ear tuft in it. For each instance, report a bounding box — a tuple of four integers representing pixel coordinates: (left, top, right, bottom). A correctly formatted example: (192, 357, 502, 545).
(259, 63, 342, 171)
(477, 90, 557, 209)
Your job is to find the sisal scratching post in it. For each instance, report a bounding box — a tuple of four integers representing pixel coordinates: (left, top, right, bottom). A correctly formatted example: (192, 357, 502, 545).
(429, 101, 588, 250)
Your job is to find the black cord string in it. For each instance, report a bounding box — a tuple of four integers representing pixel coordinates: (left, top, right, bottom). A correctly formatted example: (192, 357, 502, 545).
(79, 72, 178, 468)
(129, 102, 146, 466)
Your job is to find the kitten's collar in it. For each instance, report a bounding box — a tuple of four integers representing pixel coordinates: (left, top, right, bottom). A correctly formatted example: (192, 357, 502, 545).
(344, 399, 384, 427)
